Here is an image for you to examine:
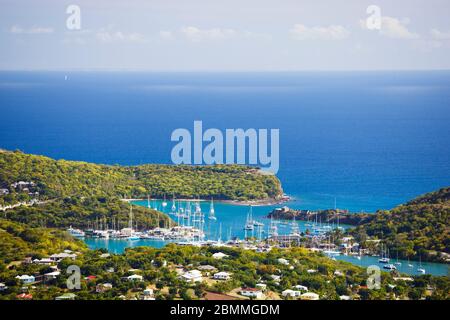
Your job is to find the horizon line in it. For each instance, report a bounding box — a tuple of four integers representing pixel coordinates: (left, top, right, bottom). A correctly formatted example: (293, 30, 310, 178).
(1, 68, 450, 73)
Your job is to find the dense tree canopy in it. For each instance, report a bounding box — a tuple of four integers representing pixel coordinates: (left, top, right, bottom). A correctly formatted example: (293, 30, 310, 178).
(0, 149, 283, 205)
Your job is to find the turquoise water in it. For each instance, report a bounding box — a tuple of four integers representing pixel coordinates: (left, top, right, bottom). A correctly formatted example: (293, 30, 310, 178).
(335, 255, 448, 277)
(130, 199, 342, 241)
(81, 200, 449, 277)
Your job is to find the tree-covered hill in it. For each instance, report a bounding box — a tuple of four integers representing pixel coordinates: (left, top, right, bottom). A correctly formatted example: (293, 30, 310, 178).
(2, 196, 171, 229)
(0, 149, 283, 205)
(351, 187, 450, 262)
(0, 218, 87, 264)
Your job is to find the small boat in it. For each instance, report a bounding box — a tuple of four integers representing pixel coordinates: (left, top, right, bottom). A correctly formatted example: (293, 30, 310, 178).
(67, 226, 85, 238)
(417, 257, 425, 274)
(383, 264, 396, 271)
(379, 257, 390, 264)
(128, 235, 140, 241)
(394, 251, 402, 266)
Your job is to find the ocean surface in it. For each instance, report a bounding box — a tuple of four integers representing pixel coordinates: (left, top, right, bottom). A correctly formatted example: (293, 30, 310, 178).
(1, 71, 449, 212)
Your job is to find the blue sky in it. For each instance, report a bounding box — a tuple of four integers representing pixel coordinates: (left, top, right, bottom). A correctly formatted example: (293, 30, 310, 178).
(1, 0, 450, 71)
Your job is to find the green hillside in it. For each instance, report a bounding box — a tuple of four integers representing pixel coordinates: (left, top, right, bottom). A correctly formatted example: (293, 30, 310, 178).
(351, 187, 450, 262)
(0, 149, 283, 205)
(0, 218, 87, 264)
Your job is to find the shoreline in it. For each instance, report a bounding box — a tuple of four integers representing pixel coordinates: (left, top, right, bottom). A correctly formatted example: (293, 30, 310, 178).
(123, 196, 291, 206)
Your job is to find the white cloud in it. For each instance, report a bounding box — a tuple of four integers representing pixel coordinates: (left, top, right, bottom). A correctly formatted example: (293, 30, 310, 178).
(96, 30, 146, 43)
(180, 26, 236, 42)
(290, 24, 350, 40)
(430, 28, 450, 40)
(10, 25, 54, 34)
(380, 17, 419, 39)
(360, 17, 419, 40)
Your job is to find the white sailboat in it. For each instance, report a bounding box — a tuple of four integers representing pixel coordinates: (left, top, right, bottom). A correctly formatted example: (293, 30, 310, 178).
(417, 256, 425, 274)
(162, 194, 168, 208)
(208, 198, 217, 220)
(127, 204, 139, 240)
(378, 244, 390, 263)
(407, 258, 413, 268)
(171, 195, 176, 214)
(244, 206, 254, 230)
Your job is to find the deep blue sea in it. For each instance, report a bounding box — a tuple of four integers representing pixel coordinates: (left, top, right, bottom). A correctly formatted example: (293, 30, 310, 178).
(1, 71, 449, 212)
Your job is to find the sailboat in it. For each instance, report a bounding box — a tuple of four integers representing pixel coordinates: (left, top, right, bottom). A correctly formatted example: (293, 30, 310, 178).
(208, 198, 217, 220)
(244, 206, 254, 230)
(417, 256, 426, 274)
(290, 216, 300, 236)
(407, 258, 413, 268)
(171, 195, 176, 214)
(378, 244, 390, 263)
(394, 251, 402, 266)
(162, 194, 167, 208)
(147, 195, 151, 208)
(127, 205, 139, 241)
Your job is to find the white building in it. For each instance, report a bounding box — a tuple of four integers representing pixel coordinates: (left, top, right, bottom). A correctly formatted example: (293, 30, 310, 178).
(293, 285, 308, 291)
(44, 271, 61, 280)
(213, 272, 231, 280)
(282, 289, 302, 298)
(127, 274, 143, 282)
(180, 270, 203, 283)
(270, 274, 281, 282)
(212, 252, 229, 259)
(141, 288, 155, 300)
(33, 258, 54, 265)
(15, 275, 35, 284)
(278, 258, 289, 265)
(300, 292, 320, 300)
(50, 252, 77, 262)
(240, 288, 264, 299)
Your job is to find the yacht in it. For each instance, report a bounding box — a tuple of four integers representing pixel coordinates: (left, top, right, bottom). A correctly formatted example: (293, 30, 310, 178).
(417, 267, 426, 274)
(67, 226, 85, 238)
(383, 264, 396, 271)
(128, 234, 140, 241)
(417, 257, 425, 274)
